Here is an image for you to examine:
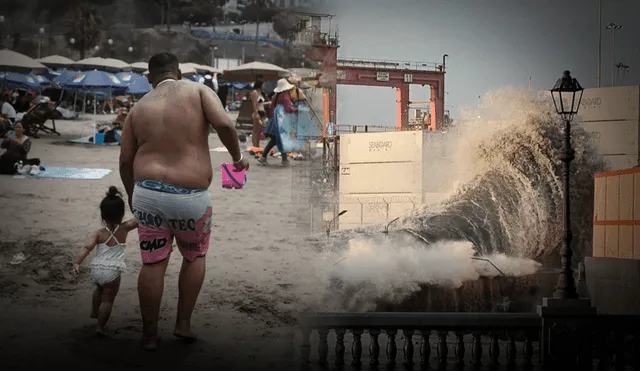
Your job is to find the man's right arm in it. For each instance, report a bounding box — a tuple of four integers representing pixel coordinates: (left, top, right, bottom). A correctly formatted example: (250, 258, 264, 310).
(119, 110, 137, 210)
(200, 86, 242, 163)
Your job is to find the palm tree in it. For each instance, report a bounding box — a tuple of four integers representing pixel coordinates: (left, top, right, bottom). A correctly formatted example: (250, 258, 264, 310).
(65, 2, 104, 59)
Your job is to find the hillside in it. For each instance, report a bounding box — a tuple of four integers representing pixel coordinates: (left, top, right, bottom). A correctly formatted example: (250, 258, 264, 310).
(1, 0, 298, 66)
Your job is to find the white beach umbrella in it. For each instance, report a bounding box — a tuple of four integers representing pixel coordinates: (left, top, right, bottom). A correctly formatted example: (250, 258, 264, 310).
(142, 63, 197, 77)
(128, 61, 148, 73)
(0, 50, 48, 73)
(182, 63, 221, 75)
(223, 61, 291, 81)
(38, 55, 75, 69)
(71, 57, 131, 72)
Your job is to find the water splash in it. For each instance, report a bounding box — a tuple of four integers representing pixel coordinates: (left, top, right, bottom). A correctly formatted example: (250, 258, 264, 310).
(297, 88, 606, 312)
(404, 88, 605, 261)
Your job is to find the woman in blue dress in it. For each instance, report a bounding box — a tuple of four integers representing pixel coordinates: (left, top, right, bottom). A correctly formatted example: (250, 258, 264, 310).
(257, 78, 299, 166)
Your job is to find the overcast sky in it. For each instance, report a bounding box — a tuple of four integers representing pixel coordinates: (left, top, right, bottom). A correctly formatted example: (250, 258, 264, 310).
(317, 0, 639, 126)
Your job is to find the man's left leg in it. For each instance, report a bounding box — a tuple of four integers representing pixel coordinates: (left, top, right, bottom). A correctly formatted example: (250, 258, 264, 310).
(173, 204, 212, 341)
(174, 256, 206, 341)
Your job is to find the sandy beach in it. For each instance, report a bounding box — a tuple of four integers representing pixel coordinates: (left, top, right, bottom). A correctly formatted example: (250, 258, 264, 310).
(0, 114, 326, 370)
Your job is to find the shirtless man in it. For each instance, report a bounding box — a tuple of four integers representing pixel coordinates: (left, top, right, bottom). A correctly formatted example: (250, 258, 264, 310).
(119, 52, 249, 350)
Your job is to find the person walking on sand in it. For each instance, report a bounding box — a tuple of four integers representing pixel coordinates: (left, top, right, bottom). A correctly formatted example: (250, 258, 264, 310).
(118, 52, 250, 350)
(73, 186, 138, 337)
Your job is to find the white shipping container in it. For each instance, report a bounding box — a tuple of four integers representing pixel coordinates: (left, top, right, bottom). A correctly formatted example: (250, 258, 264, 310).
(577, 86, 639, 122)
(339, 131, 424, 164)
(580, 120, 639, 155)
(537, 86, 639, 122)
(339, 162, 423, 194)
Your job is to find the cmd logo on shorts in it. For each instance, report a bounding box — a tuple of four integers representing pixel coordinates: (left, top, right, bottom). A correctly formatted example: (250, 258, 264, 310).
(140, 237, 168, 251)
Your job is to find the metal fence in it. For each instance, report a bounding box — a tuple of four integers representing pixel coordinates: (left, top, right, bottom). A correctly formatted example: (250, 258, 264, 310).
(334, 197, 420, 230)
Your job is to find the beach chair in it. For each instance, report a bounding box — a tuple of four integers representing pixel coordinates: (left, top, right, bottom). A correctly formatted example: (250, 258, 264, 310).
(235, 100, 254, 132)
(21, 102, 62, 138)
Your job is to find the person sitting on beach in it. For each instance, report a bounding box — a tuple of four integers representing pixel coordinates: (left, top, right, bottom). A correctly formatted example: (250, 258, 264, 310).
(1, 94, 17, 125)
(72, 186, 138, 337)
(119, 52, 249, 350)
(13, 91, 33, 113)
(0, 122, 41, 175)
(112, 100, 131, 130)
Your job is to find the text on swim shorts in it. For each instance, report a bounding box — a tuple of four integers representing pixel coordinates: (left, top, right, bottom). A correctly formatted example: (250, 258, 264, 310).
(168, 219, 197, 231)
(135, 210, 163, 227)
(176, 239, 198, 251)
(134, 209, 198, 232)
(140, 238, 168, 251)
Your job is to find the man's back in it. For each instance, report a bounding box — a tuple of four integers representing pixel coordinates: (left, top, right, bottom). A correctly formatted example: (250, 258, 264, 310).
(118, 52, 247, 351)
(130, 80, 213, 189)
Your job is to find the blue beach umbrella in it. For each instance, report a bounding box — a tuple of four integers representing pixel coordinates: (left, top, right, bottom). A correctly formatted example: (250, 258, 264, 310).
(63, 69, 123, 89)
(229, 82, 253, 90)
(125, 75, 153, 95)
(186, 74, 205, 83)
(116, 72, 136, 85)
(0, 71, 50, 90)
(52, 70, 80, 87)
(63, 70, 124, 117)
(45, 68, 62, 80)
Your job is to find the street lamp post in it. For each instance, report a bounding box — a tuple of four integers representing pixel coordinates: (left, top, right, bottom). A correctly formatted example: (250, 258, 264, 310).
(38, 27, 45, 58)
(549, 70, 583, 300)
(605, 22, 622, 86)
(128, 46, 134, 62)
(210, 45, 218, 68)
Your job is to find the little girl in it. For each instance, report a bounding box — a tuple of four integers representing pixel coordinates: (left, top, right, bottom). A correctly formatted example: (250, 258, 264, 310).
(73, 186, 138, 336)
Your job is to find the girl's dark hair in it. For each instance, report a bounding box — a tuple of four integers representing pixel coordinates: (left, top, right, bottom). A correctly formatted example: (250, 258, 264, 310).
(100, 186, 125, 224)
(254, 80, 264, 90)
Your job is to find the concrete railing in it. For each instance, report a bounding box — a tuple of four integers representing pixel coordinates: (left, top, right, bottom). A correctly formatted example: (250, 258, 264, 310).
(298, 312, 541, 369)
(297, 311, 640, 370)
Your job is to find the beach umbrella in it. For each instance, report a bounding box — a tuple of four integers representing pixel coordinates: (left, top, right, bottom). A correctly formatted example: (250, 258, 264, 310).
(128, 62, 148, 73)
(0, 72, 50, 90)
(142, 63, 197, 77)
(38, 55, 75, 69)
(229, 82, 254, 90)
(182, 62, 221, 75)
(64, 70, 123, 141)
(71, 57, 131, 72)
(45, 68, 62, 80)
(63, 70, 123, 89)
(186, 74, 205, 83)
(125, 75, 153, 95)
(0, 50, 48, 74)
(179, 64, 197, 76)
(52, 70, 80, 87)
(116, 72, 138, 84)
(223, 61, 291, 82)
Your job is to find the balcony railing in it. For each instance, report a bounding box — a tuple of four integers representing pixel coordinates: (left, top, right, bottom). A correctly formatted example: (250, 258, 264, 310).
(297, 311, 640, 370)
(298, 312, 541, 370)
(337, 58, 441, 72)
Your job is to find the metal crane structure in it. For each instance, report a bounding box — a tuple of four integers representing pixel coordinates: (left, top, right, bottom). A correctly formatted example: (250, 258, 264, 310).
(288, 11, 447, 232)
